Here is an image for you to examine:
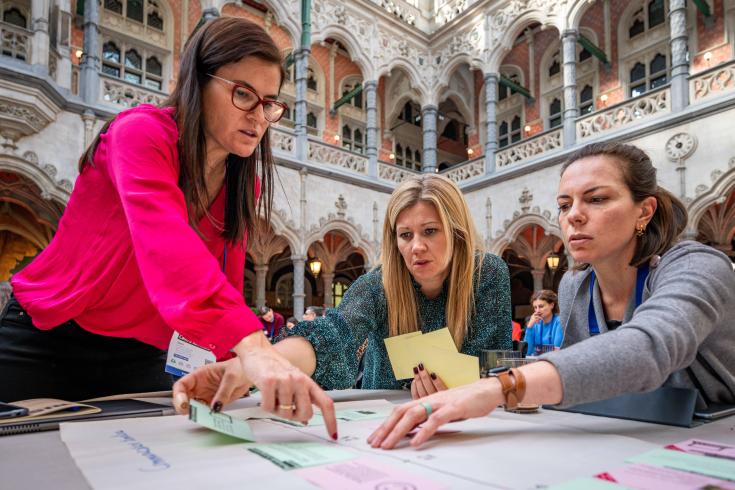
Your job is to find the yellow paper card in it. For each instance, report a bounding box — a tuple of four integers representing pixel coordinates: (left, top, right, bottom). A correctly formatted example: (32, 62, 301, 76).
(417, 328, 458, 353)
(413, 346, 480, 388)
(384, 332, 423, 379)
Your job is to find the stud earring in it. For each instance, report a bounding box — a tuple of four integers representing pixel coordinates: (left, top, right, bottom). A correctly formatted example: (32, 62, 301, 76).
(636, 223, 646, 237)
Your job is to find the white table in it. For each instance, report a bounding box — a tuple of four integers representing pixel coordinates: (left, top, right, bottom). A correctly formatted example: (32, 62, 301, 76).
(1, 390, 733, 489)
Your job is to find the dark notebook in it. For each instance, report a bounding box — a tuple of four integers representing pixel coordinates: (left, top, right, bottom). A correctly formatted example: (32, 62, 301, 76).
(0, 399, 174, 436)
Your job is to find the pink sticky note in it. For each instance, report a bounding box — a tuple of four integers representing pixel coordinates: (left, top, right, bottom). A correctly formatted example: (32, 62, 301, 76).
(596, 463, 735, 490)
(665, 439, 735, 461)
(294, 457, 448, 490)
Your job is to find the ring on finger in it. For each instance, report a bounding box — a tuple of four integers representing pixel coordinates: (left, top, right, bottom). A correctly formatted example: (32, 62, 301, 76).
(421, 402, 432, 419)
(278, 403, 296, 411)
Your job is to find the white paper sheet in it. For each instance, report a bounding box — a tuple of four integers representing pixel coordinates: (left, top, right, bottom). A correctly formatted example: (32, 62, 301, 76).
(60, 399, 659, 490)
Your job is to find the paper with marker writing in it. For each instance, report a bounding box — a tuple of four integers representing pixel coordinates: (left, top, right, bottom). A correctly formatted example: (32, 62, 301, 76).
(666, 439, 735, 460)
(627, 448, 735, 481)
(247, 442, 356, 470)
(294, 457, 449, 490)
(188, 399, 255, 441)
(546, 478, 634, 490)
(595, 463, 735, 490)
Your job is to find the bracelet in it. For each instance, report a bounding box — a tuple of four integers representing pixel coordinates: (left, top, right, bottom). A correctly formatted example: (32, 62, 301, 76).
(507, 368, 527, 409)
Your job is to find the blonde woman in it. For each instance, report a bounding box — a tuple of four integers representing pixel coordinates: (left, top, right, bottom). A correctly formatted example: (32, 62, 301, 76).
(174, 174, 511, 408)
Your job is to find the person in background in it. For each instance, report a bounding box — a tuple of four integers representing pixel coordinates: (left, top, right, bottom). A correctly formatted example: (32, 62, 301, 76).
(511, 320, 522, 342)
(523, 290, 563, 355)
(0, 17, 336, 435)
(286, 316, 298, 329)
(303, 306, 325, 321)
(368, 142, 735, 449)
(175, 174, 512, 401)
(259, 306, 284, 340)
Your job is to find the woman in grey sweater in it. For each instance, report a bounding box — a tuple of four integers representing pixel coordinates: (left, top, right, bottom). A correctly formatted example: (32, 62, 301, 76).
(369, 142, 735, 450)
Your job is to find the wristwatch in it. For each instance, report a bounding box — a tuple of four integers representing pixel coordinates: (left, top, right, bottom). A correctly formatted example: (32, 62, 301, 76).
(486, 366, 526, 410)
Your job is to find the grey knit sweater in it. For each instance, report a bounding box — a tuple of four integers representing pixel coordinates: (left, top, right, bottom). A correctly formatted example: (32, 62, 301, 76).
(543, 241, 735, 408)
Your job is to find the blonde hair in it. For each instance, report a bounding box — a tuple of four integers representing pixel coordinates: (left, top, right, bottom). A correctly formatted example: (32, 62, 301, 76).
(381, 174, 483, 348)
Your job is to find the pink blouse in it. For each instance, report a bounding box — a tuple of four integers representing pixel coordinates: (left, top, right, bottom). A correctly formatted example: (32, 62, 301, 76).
(11, 105, 261, 358)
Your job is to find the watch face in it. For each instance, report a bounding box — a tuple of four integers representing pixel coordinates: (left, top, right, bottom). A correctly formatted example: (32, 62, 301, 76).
(487, 366, 511, 375)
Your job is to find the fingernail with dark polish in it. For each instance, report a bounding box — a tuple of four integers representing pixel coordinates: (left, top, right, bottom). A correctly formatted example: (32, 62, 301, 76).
(213, 401, 222, 413)
(413, 366, 419, 375)
(431, 372, 437, 380)
(418, 363, 424, 371)
(332, 432, 338, 441)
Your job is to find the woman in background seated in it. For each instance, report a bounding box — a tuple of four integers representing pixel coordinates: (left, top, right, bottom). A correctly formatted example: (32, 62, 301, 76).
(524, 290, 563, 356)
(175, 174, 512, 402)
(368, 142, 735, 449)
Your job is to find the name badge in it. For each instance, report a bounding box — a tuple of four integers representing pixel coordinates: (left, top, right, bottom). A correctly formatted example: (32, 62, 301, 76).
(165, 331, 216, 377)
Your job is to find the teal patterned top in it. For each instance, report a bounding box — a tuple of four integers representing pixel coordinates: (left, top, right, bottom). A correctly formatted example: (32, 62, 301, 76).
(278, 252, 512, 390)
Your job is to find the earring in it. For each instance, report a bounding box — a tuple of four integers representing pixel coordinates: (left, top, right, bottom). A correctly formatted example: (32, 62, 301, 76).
(636, 224, 646, 237)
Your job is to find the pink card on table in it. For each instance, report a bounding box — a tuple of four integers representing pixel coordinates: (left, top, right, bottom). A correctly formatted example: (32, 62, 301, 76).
(596, 463, 735, 490)
(294, 457, 448, 490)
(665, 439, 735, 461)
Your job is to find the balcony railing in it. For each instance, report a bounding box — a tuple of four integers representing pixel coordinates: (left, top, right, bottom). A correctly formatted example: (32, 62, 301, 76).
(0, 22, 31, 62)
(307, 139, 368, 174)
(100, 74, 167, 108)
(577, 86, 670, 140)
(270, 126, 295, 156)
(497, 127, 563, 169)
(442, 156, 485, 183)
(690, 60, 735, 103)
(378, 161, 420, 183)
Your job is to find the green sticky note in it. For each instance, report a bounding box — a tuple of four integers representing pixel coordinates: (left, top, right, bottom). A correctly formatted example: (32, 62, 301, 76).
(546, 478, 634, 490)
(247, 442, 356, 470)
(188, 400, 255, 441)
(269, 407, 392, 427)
(627, 448, 735, 481)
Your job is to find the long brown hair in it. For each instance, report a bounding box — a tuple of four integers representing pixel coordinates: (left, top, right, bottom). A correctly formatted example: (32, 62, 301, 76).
(531, 289, 559, 314)
(381, 174, 483, 348)
(561, 142, 688, 267)
(79, 17, 285, 242)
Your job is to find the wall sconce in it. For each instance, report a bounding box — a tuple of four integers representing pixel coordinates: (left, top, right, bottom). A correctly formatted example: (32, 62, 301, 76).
(524, 125, 532, 133)
(546, 253, 560, 271)
(600, 94, 608, 102)
(308, 257, 322, 277)
(333, 134, 340, 141)
(389, 152, 395, 160)
(75, 49, 84, 58)
(467, 148, 474, 156)
(704, 51, 713, 66)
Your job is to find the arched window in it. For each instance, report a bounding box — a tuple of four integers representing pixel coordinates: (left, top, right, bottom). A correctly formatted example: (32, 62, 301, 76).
(306, 112, 318, 128)
(510, 116, 521, 144)
(549, 98, 562, 128)
(3, 7, 26, 27)
(276, 275, 293, 309)
(105, 0, 123, 14)
(342, 80, 364, 109)
(307, 67, 317, 91)
(498, 115, 522, 148)
(498, 73, 520, 101)
(629, 53, 667, 97)
(579, 46, 592, 62)
(629, 0, 665, 39)
(579, 85, 594, 114)
(341, 124, 365, 153)
(127, 0, 143, 22)
(548, 52, 561, 77)
(441, 120, 459, 141)
(332, 281, 350, 307)
(399, 101, 421, 125)
(395, 143, 404, 165)
(499, 121, 509, 148)
(102, 40, 164, 90)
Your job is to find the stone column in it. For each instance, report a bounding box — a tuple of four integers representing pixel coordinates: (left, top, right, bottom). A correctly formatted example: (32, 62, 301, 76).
(562, 29, 578, 148)
(483, 72, 498, 174)
(421, 105, 438, 173)
(292, 255, 306, 319)
(53, 0, 72, 89)
(80, 0, 100, 105)
(294, 48, 311, 160)
(531, 268, 546, 292)
(364, 80, 378, 178)
(322, 271, 335, 308)
(254, 263, 268, 309)
(31, 0, 50, 72)
(669, 0, 689, 112)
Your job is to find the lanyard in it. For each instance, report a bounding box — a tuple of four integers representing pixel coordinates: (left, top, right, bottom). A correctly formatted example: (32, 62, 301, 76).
(588, 264, 649, 336)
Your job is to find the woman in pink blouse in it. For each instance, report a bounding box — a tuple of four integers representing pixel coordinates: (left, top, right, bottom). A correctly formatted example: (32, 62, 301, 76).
(1, 17, 336, 435)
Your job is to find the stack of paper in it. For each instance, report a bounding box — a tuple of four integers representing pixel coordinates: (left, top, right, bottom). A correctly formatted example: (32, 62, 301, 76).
(383, 327, 479, 388)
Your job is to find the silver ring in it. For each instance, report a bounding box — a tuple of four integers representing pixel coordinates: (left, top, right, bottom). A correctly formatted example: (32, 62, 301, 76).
(421, 402, 432, 419)
(278, 403, 296, 411)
